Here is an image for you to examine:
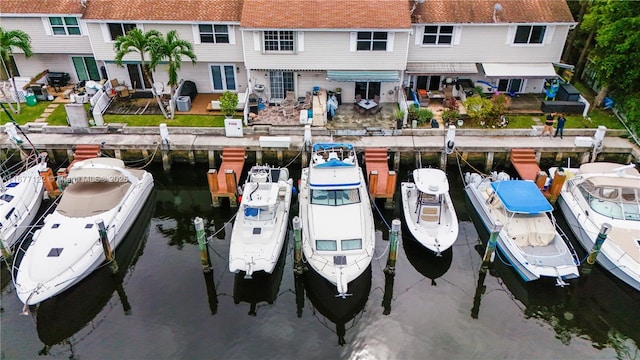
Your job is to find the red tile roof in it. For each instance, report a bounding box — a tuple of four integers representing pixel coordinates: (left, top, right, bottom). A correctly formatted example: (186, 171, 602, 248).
(1, 0, 85, 15)
(412, 0, 574, 24)
(82, 0, 243, 21)
(241, 0, 412, 29)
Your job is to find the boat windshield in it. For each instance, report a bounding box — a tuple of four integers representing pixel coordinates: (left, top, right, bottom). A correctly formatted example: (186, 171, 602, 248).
(579, 182, 640, 221)
(315, 238, 362, 251)
(310, 189, 360, 206)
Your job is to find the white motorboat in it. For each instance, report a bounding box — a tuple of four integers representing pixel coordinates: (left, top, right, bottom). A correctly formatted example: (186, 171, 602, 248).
(14, 157, 154, 305)
(298, 143, 375, 297)
(400, 168, 458, 254)
(228, 165, 293, 277)
(553, 162, 640, 291)
(465, 172, 580, 285)
(0, 152, 47, 258)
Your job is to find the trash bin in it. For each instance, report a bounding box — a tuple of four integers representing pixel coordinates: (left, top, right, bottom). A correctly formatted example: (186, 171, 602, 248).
(25, 91, 37, 106)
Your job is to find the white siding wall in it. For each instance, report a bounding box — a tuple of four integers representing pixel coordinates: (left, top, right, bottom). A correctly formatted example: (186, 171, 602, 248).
(1, 17, 92, 54)
(408, 24, 569, 63)
(243, 30, 410, 70)
(12, 53, 90, 84)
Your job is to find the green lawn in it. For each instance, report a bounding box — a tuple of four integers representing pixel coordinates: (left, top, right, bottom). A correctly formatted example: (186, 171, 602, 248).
(0, 102, 49, 124)
(102, 114, 227, 127)
(506, 108, 623, 130)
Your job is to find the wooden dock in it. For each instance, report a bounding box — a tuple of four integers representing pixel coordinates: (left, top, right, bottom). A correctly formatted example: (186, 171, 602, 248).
(364, 148, 397, 208)
(207, 148, 246, 207)
(510, 148, 541, 181)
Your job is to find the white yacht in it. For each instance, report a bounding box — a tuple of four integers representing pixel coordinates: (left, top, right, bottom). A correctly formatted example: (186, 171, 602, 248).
(400, 168, 458, 254)
(298, 143, 375, 297)
(0, 152, 47, 257)
(553, 162, 640, 291)
(229, 165, 293, 277)
(14, 158, 154, 305)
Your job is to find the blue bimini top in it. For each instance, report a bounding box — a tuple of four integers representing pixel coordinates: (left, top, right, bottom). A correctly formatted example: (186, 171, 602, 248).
(491, 180, 553, 214)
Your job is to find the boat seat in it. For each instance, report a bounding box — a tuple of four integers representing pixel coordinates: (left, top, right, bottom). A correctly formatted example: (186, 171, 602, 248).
(420, 206, 439, 222)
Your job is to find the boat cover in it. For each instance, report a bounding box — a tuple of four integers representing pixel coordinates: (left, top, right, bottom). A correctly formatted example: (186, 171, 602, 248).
(491, 180, 552, 214)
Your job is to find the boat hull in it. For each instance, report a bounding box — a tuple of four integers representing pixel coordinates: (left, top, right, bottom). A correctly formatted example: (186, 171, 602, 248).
(465, 179, 579, 282)
(400, 182, 458, 253)
(558, 194, 640, 291)
(0, 162, 46, 253)
(15, 170, 154, 305)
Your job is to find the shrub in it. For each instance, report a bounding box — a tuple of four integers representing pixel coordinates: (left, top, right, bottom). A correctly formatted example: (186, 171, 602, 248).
(219, 91, 239, 117)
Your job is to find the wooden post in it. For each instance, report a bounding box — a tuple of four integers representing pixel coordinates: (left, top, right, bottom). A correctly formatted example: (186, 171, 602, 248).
(534, 171, 548, 190)
(194, 217, 211, 272)
(188, 150, 195, 166)
(581, 151, 590, 164)
(481, 222, 503, 272)
(225, 169, 238, 207)
(66, 148, 74, 163)
(208, 150, 216, 169)
(384, 219, 401, 275)
(547, 168, 567, 205)
(39, 168, 61, 199)
(439, 151, 447, 170)
(293, 216, 304, 275)
(141, 149, 149, 160)
(161, 150, 171, 172)
(393, 151, 401, 172)
(581, 223, 611, 275)
(384, 171, 397, 209)
(207, 169, 220, 207)
(256, 150, 263, 165)
(368, 170, 378, 196)
(484, 152, 494, 173)
(114, 149, 122, 159)
(555, 152, 564, 163)
(97, 220, 118, 273)
(277, 150, 283, 165)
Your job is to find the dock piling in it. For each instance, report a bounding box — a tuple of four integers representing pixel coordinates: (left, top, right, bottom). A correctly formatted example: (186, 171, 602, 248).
(384, 219, 401, 275)
(97, 220, 118, 273)
(581, 223, 612, 275)
(194, 217, 211, 273)
(293, 216, 304, 275)
(481, 222, 503, 271)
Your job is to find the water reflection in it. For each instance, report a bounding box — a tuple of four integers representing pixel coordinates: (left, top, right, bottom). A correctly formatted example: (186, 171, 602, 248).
(302, 264, 372, 346)
(403, 237, 453, 286)
(35, 192, 155, 352)
(232, 243, 288, 316)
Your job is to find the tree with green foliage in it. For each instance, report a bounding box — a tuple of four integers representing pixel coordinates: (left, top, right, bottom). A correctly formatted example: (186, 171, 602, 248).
(113, 28, 161, 86)
(463, 95, 499, 128)
(0, 27, 33, 113)
(150, 30, 197, 96)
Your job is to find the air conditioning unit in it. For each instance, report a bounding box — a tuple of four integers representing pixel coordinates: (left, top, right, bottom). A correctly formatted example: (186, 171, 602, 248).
(176, 96, 191, 112)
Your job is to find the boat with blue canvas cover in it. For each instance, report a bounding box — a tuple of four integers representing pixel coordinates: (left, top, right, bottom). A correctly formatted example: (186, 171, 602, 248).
(298, 143, 375, 298)
(465, 172, 580, 285)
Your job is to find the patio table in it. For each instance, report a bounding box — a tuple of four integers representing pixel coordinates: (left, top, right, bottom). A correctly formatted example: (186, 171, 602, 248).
(357, 99, 378, 110)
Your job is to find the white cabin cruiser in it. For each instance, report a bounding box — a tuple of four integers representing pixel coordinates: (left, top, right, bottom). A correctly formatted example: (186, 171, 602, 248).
(0, 152, 47, 258)
(229, 165, 293, 278)
(298, 143, 375, 298)
(401, 168, 458, 254)
(14, 158, 154, 305)
(553, 162, 640, 291)
(465, 173, 580, 285)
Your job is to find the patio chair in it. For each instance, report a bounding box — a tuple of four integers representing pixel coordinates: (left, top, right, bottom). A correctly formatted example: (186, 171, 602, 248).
(282, 105, 296, 119)
(119, 88, 131, 99)
(296, 94, 312, 111)
(373, 95, 380, 103)
(357, 106, 367, 116)
(109, 79, 119, 89)
(355, 94, 362, 102)
(370, 105, 381, 115)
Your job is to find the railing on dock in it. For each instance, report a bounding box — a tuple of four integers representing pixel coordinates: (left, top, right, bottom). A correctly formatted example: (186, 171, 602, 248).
(207, 148, 246, 207)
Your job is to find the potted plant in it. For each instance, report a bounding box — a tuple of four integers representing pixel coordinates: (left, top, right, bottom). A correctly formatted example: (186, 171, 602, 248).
(219, 90, 239, 118)
(442, 109, 459, 126)
(394, 108, 405, 129)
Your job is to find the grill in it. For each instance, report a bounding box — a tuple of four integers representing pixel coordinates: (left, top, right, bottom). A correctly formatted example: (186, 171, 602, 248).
(47, 72, 71, 91)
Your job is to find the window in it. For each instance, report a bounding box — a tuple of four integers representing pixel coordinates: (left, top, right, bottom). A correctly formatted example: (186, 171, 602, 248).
(108, 23, 136, 41)
(199, 25, 229, 43)
(497, 79, 522, 94)
(357, 32, 387, 51)
(514, 25, 546, 44)
(264, 31, 294, 52)
(210, 64, 236, 91)
(72, 56, 100, 81)
(316, 240, 337, 251)
(49, 17, 81, 35)
(422, 25, 453, 45)
(341, 239, 362, 251)
(269, 71, 294, 100)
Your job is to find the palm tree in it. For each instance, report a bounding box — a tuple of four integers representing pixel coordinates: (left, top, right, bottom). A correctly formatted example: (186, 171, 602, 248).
(0, 27, 33, 113)
(150, 30, 197, 95)
(150, 30, 197, 119)
(113, 28, 161, 87)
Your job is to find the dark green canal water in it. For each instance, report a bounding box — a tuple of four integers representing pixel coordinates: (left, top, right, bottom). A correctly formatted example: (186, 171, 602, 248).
(1, 157, 638, 359)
